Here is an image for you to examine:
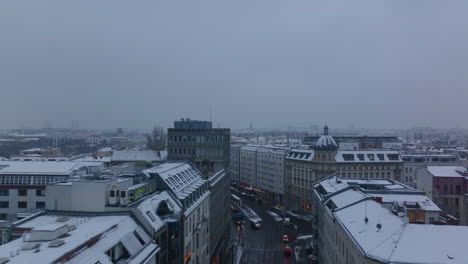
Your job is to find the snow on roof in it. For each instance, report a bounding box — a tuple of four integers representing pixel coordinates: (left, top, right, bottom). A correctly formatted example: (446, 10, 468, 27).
(0, 161, 81, 175)
(2, 215, 157, 264)
(256, 146, 289, 155)
(370, 194, 441, 212)
(71, 155, 112, 163)
(137, 191, 182, 231)
(240, 145, 260, 152)
(426, 166, 466, 177)
(145, 163, 206, 200)
(286, 149, 315, 161)
(98, 147, 113, 152)
(316, 135, 337, 147)
(315, 176, 349, 194)
(326, 188, 368, 209)
(111, 150, 167, 162)
(335, 200, 407, 262)
(389, 224, 468, 264)
(332, 197, 468, 264)
(336, 150, 402, 163)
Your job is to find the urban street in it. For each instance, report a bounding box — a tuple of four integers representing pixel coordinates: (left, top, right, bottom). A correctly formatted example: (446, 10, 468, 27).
(231, 193, 312, 264)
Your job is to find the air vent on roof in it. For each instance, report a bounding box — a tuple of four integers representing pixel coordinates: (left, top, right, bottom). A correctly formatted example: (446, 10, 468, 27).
(0, 257, 9, 264)
(21, 243, 40, 251)
(48, 239, 65, 248)
(56, 216, 70, 222)
(68, 224, 77, 232)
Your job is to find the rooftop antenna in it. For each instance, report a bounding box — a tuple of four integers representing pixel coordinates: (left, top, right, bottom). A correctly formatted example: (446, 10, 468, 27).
(364, 201, 369, 224)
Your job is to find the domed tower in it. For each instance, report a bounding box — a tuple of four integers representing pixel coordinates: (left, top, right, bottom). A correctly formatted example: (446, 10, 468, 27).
(314, 125, 338, 152)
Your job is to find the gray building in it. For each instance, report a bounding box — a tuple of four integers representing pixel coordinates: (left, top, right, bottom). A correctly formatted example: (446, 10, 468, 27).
(167, 120, 230, 174)
(174, 118, 212, 129)
(167, 120, 231, 264)
(229, 145, 242, 183)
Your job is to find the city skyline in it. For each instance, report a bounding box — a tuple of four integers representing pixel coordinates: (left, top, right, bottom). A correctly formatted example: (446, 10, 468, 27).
(1, 1, 468, 130)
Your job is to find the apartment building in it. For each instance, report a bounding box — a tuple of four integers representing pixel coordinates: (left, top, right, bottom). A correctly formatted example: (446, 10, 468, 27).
(145, 163, 211, 264)
(417, 166, 468, 225)
(0, 161, 102, 220)
(402, 154, 461, 187)
(312, 175, 468, 264)
(256, 146, 288, 201)
(167, 119, 230, 175)
(285, 126, 403, 213)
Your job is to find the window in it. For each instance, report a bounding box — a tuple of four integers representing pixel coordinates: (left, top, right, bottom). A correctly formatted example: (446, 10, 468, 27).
(0, 202, 8, 208)
(429, 217, 435, 224)
(0, 189, 8, 196)
(36, 202, 45, 209)
(18, 201, 27, 208)
(36, 189, 45, 196)
(18, 189, 27, 196)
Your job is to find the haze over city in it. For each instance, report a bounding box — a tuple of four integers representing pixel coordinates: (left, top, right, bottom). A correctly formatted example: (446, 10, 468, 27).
(1, 0, 468, 130)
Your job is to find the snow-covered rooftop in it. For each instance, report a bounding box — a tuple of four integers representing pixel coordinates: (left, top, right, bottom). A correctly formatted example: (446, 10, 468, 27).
(111, 150, 167, 162)
(336, 150, 403, 163)
(326, 188, 368, 210)
(426, 166, 466, 177)
(370, 194, 441, 212)
(1, 214, 158, 264)
(144, 163, 206, 200)
(335, 200, 468, 264)
(136, 191, 182, 232)
(0, 161, 82, 175)
(286, 149, 314, 161)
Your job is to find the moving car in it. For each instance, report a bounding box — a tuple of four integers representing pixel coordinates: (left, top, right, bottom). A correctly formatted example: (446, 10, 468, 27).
(282, 234, 289, 242)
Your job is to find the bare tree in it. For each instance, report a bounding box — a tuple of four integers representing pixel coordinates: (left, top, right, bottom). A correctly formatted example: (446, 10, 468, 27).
(146, 126, 167, 151)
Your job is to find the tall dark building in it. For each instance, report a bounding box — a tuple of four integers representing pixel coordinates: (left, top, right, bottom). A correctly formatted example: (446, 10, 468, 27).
(168, 119, 230, 174)
(167, 119, 231, 264)
(173, 118, 212, 129)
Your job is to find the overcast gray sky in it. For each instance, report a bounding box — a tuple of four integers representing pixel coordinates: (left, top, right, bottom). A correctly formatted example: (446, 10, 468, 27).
(1, 0, 467, 130)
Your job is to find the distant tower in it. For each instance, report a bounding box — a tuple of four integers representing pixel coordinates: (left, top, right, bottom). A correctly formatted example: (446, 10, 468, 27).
(324, 125, 329, 135)
(249, 120, 253, 131)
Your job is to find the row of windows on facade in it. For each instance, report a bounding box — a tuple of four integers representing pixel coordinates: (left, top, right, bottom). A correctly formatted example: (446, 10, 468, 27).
(0, 189, 45, 197)
(403, 157, 458, 163)
(435, 184, 463, 195)
(0, 201, 45, 209)
(183, 184, 209, 209)
(0, 176, 65, 186)
(404, 167, 414, 173)
(169, 135, 224, 144)
(404, 176, 414, 183)
(169, 148, 224, 157)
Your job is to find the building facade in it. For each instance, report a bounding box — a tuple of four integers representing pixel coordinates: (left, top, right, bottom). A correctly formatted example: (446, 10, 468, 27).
(145, 163, 211, 264)
(402, 154, 461, 187)
(416, 166, 468, 225)
(167, 120, 230, 175)
(312, 175, 468, 264)
(256, 146, 288, 201)
(0, 161, 102, 220)
(286, 126, 403, 213)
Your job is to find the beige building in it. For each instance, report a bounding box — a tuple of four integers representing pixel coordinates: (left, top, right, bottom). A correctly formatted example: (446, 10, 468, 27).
(286, 126, 403, 213)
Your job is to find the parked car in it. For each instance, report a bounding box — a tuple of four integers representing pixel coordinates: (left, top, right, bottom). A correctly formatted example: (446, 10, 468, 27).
(283, 217, 290, 226)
